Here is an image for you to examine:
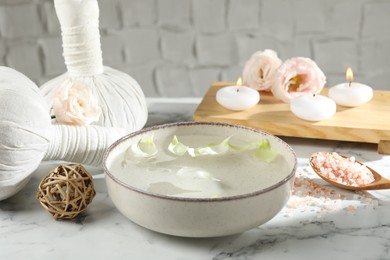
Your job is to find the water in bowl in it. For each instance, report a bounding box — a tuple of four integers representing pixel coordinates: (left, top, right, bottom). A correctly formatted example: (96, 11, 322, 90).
(109, 134, 291, 199)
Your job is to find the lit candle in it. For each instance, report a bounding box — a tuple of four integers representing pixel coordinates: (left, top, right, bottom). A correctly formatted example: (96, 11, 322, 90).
(328, 68, 373, 107)
(216, 78, 260, 111)
(290, 93, 336, 121)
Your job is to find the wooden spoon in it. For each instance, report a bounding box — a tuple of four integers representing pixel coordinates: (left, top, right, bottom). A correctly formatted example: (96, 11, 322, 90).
(309, 152, 390, 191)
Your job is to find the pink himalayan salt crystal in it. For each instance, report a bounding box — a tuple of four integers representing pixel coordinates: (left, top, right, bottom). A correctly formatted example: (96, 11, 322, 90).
(282, 169, 379, 219)
(311, 152, 375, 187)
(346, 205, 357, 215)
(288, 175, 343, 212)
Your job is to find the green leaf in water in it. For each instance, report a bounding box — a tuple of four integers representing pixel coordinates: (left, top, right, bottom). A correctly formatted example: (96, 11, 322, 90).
(255, 138, 279, 162)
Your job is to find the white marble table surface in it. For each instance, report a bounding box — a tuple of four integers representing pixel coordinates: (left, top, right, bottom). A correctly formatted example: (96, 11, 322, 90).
(1, 100, 390, 260)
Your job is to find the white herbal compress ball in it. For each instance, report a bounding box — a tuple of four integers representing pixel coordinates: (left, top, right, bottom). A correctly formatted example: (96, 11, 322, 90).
(40, 0, 148, 132)
(0, 67, 51, 200)
(0, 67, 125, 201)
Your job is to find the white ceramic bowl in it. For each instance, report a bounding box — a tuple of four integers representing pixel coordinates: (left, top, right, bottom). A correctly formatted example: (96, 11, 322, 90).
(103, 122, 297, 237)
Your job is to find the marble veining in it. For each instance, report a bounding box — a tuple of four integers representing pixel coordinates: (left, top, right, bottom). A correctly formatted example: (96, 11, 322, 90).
(1, 107, 390, 260)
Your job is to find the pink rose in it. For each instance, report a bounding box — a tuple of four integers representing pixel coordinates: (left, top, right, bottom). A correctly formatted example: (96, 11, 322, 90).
(242, 49, 282, 91)
(271, 57, 326, 103)
(53, 79, 101, 125)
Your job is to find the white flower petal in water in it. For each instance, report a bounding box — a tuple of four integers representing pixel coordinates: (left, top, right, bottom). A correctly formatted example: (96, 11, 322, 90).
(187, 136, 231, 157)
(127, 133, 158, 158)
(168, 135, 278, 162)
(168, 135, 188, 156)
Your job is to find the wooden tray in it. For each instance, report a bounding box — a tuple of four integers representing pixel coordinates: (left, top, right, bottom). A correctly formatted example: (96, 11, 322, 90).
(193, 82, 390, 154)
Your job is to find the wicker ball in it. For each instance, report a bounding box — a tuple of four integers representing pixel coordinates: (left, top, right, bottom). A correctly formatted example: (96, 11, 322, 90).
(36, 164, 96, 219)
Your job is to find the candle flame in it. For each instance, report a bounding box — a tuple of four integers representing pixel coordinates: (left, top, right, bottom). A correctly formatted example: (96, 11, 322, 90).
(236, 77, 242, 86)
(346, 67, 353, 81)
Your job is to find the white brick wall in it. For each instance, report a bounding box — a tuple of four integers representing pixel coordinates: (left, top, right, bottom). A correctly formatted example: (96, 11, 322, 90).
(362, 1, 390, 40)
(98, 0, 121, 30)
(155, 65, 192, 96)
(193, 0, 226, 33)
(42, 2, 60, 36)
(196, 34, 238, 66)
(157, 0, 191, 30)
(160, 30, 195, 64)
(120, 0, 156, 27)
(327, 0, 362, 38)
(6, 43, 42, 82)
(123, 28, 160, 65)
(228, 0, 260, 31)
(0, 0, 389, 97)
(0, 4, 41, 39)
(101, 33, 124, 66)
(313, 40, 359, 74)
(261, 0, 294, 41)
(39, 37, 66, 76)
(0, 41, 5, 64)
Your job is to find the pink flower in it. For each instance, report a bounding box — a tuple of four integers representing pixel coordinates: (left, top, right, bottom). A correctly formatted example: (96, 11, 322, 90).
(53, 79, 101, 125)
(271, 57, 326, 103)
(242, 49, 282, 91)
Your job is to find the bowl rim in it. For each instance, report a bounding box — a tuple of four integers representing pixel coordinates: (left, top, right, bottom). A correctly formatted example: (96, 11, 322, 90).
(103, 122, 297, 202)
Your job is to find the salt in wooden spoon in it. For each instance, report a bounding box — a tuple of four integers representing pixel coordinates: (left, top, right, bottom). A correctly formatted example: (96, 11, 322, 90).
(310, 152, 390, 191)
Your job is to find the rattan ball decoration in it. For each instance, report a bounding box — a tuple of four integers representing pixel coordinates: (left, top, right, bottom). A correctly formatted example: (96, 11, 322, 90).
(36, 164, 96, 220)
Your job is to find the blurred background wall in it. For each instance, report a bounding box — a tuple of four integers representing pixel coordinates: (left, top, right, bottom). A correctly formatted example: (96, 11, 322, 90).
(0, 0, 389, 97)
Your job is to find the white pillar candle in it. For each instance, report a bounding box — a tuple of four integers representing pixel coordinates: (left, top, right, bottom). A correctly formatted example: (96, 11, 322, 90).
(328, 68, 373, 107)
(216, 78, 260, 111)
(290, 94, 336, 121)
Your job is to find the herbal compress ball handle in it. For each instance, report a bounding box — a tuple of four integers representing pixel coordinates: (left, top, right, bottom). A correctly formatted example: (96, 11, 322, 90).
(55, 0, 103, 77)
(40, 0, 148, 132)
(0, 67, 125, 201)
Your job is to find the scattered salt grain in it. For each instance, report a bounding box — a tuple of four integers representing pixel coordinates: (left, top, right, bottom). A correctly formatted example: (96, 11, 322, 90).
(346, 205, 357, 215)
(281, 167, 379, 219)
